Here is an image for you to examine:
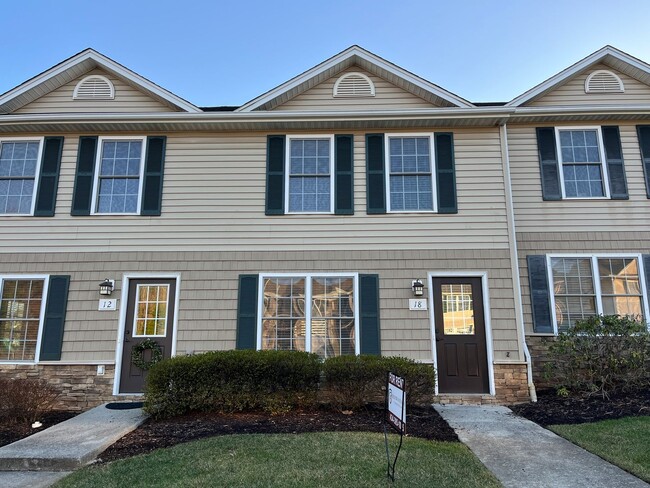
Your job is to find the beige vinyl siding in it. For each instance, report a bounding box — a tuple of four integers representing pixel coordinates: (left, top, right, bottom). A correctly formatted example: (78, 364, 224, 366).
(517, 231, 650, 334)
(272, 67, 439, 111)
(0, 127, 510, 252)
(508, 123, 650, 233)
(0, 249, 520, 363)
(528, 64, 650, 106)
(14, 69, 179, 114)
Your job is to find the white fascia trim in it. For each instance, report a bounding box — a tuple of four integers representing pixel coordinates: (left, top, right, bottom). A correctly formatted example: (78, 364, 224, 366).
(236, 46, 474, 112)
(507, 46, 650, 107)
(0, 49, 201, 113)
(427, 271, 496, 396)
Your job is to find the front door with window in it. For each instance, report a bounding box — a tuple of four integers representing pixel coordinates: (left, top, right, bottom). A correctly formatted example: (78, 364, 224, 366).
(432, 277, 489, 394)
(119, 279, 176, 394)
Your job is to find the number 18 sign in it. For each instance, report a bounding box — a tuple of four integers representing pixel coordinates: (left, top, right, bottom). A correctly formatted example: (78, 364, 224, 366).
(386, 372, 406, 434)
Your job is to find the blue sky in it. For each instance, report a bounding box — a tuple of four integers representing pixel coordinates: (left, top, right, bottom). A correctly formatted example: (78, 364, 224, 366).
(3, 0, 650, 106)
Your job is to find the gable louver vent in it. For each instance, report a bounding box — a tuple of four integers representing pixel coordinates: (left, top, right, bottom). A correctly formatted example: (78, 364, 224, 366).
(585, 70, 624, 93)
(333, 72, 375, 98)
(73, 75, 115, 100)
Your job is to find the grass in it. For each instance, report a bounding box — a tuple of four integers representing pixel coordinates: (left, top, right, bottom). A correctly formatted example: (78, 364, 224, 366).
(550, 416, 650, 483)
(54, 432, 501, 488)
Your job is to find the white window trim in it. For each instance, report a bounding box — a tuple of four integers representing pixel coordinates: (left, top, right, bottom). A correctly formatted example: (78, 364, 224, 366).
(131, 283, 170, 338)
(284, 135, 335, 214)
(72, 74, 115, 100)
(546, 253, 650, 335)
(0, 274, 50, 364)
(384, 133, 438, 213)
(0, 137, 45, 217)
(90, 136, 147, 215)
(555, 126, 610, 200)
(333, 72, 376, 98)
(256, 272, 360, 356)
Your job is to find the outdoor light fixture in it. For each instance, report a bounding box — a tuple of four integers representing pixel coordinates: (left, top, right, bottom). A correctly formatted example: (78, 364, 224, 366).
(99, 279, 114, 296)
(411, 279, 424, 297)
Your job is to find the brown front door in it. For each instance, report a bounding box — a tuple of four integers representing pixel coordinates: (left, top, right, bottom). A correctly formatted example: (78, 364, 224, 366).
(432, 277, 489, 394)
(119, 278, 176, 394)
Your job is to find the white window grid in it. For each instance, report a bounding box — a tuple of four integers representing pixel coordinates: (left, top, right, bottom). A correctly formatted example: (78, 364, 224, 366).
(132, 284, 170, 338)
(554, 126, 610, 200)
(0, 275, 49, 363)
(284, 135, 335, 214)
(91, 136, 146, 215)
(257, 273, 360, 356)
(384, 133, 437, 213)
(546, 254, 650, 335)
(0, 137, 44, 216)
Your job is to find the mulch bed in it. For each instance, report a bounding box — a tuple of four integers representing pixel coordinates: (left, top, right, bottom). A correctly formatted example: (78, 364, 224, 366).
(0, 411, 78, 448)
(98, 404, 457, 464)
(510, 388, 650, 427)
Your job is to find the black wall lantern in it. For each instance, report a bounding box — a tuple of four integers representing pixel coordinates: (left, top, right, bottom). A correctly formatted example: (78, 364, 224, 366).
(411, 279, 424, 297)
(99, 279, 115, 296)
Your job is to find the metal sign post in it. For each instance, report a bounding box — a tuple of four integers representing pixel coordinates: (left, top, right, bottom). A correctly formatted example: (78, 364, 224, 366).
(384, 372, 406, 482)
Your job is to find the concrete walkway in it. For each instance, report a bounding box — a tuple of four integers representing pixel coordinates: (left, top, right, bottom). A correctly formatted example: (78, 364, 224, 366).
(435, 404, 649, 488)
(0, 403, 146, 488)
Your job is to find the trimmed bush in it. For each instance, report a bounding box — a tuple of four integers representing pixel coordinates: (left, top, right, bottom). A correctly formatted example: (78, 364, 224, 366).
(144, 350, 321, 419)
(0, 378, 60, 424)
(545, 315, 650, 398)
(322, 355, 436, 410)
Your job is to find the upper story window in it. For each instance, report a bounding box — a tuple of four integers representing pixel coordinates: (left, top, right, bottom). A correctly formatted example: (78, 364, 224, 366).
(92, 137, 146, 214)
(584, 70, 624, 94)
(556, 127, 609, 199)
(386, 134, 436, 212)
(259, 274, 358, 359)
(0, 276, 47, 362)
(286, 136, 334, 213)
(333, 72, 375, 98)
(0, 138, 43, 215)
(549, 255, 647, 333)
(73, 75, 115, 100)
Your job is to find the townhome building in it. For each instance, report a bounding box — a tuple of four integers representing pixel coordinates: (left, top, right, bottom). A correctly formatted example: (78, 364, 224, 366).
(0, 45, 647, 409)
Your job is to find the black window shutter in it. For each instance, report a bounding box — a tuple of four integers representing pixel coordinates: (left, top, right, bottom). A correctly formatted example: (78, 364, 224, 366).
(536, 128, 562, 200)
(266, 135, 285, 215)
(359, 274, 381, 355)
(71, 136, 98, 215)
(435, 132, 457, 213)
(236, 274, 259, 350)
(141, 136, 167, 216)
(39, 275, 70, 361)
(636, 126, 650, 198)
(527, 255, 554, 333)
(34, 136, 64, 217)
(601, 126, 628, 200)
(366, 134, 386, 214)
(335, 134, 354, 214)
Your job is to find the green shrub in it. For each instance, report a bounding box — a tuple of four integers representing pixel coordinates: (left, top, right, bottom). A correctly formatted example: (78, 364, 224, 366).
(0, 378, 60, 424)
(144, 350, 321, 419)
(322, 355, 436, 410)
(545, 315, 650, 398)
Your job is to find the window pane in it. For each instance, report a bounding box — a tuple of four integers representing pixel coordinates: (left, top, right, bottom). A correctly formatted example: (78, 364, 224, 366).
(0, 279, 44, 361)
(132, 284, 169, 337)
(598, 258, 644, 319)
(388, 137, 433, 211)
(0, 141, 39, 215)
(311, 277, 355, 359)
(551, 258, 596, 331)
(97, 140, 142, 213)
(441, 283, 475, 335)
(262, 278, 306, 352)
(559, 130, 604, 198)
(288, 139, 331, 212)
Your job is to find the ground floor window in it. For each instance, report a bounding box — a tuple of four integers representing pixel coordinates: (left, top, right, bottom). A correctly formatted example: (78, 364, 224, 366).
(260, 274, 357, 358)
(549, 255, 646, 332)
(0, 277, 46, 361)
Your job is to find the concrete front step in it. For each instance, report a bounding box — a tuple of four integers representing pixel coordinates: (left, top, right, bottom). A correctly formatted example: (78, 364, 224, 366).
(0, 404, 146, 471)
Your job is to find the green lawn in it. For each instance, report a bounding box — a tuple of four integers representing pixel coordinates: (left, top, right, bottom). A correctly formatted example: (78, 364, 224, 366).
(550, 416, 650, 483)
(54, 432, 501, 488)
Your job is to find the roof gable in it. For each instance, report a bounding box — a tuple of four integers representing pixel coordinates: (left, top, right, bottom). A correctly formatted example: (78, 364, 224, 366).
(0, 49, 200, 114)
(507, 46, 650, 107)
(236, 46, 473, 112)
